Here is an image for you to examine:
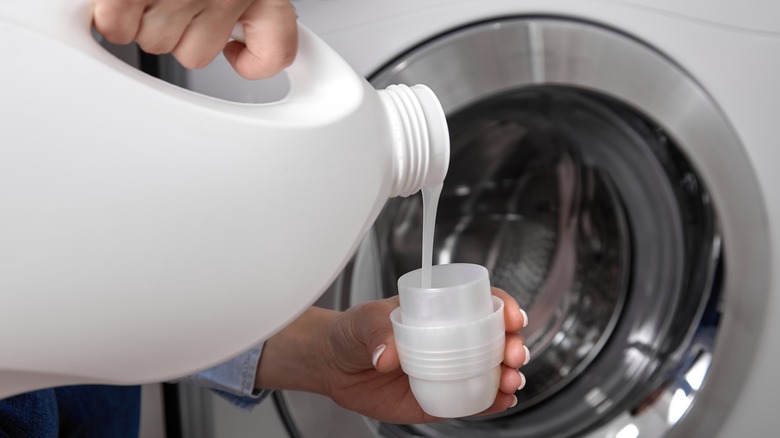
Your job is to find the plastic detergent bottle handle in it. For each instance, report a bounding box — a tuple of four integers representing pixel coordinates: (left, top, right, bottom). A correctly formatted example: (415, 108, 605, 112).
(41, 0, 365, 121)
(229, 21, 361, 105)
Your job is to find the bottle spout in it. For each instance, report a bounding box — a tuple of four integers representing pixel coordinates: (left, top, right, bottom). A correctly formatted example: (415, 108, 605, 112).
(379, 84, 450, 198)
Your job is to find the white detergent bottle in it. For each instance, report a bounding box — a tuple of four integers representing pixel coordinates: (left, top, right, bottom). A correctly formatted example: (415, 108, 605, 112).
(0, 0, 449, 397)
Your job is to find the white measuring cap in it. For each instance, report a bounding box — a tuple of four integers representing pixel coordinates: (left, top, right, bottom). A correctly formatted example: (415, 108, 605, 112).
(391, 263, 505, 418)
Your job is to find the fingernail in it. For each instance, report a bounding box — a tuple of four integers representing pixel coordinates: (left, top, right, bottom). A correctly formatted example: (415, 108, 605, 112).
(517, 371, 526, 391)
(372, 344, 386, 369)
(509, 395, 518, 408)
(519, 307, 529, 328)
(523, 345, 531, 366)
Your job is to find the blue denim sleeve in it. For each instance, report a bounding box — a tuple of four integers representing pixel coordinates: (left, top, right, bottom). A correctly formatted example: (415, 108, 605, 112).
(172, 344, 271, 410)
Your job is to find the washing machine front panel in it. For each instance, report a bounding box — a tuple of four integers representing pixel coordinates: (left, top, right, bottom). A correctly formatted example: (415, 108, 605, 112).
(296, 0, 780, 34)
(614, 0, 780, 33)
(281, 2, 775, 437)
(371, 19, 762, 438)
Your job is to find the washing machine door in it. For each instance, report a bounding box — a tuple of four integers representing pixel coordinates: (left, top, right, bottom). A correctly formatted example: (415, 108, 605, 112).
(276, 18, 768, 438)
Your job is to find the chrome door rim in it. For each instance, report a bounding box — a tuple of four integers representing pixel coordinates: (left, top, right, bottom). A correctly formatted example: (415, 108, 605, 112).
(275, 18, 769, 438)
(366, 18, 769, 437)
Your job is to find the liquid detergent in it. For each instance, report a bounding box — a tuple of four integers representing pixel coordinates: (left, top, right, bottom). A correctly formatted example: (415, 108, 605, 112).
(421, 184, 443, 289)
(398, 146, 503, 418)
(0, 0, 449, 397)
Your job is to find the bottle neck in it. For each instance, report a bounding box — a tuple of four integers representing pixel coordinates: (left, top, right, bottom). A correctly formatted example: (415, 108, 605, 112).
(378, 84, 450, 198)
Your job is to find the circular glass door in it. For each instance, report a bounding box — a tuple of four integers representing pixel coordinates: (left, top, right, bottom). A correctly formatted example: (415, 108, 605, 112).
(368, 84, 717, 437)
(276, 17, 768, 438)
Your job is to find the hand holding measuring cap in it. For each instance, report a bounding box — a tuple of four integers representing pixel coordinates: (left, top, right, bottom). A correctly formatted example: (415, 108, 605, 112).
(254, 285, 529, 423)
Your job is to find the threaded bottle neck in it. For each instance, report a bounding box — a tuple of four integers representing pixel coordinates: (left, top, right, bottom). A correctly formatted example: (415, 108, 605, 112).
(378, 84, 450, 198)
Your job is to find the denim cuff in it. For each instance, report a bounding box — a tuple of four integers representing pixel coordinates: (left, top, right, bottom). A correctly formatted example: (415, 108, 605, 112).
(173, 344, 270, 409)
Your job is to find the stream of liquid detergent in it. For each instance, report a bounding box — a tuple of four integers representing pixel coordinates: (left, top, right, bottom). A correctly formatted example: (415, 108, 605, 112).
(421, 183, 443, 289)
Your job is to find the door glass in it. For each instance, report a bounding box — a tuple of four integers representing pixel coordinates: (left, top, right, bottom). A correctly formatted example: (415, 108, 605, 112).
(376, 88, 630, 410)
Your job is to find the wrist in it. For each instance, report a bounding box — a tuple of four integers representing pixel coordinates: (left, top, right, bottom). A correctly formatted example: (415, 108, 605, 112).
(254, 306, 340, 396)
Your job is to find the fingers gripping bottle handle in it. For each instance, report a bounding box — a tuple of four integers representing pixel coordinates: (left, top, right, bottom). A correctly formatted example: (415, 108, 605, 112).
(12, 0, 368, 123)
(228, 22, 367, 115)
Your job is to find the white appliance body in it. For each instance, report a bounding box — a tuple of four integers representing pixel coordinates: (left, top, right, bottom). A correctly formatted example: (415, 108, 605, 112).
(177, 1, 778, 437)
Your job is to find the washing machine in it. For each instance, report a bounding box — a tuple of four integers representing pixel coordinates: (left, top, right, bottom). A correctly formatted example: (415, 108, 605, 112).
(174, 0, 778, 437)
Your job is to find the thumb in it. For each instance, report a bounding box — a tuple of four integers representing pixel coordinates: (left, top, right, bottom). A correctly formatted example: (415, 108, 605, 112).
(224, 0, 298, 80)
(369, 334, 400, 373)
(358, 299, 401, 373)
